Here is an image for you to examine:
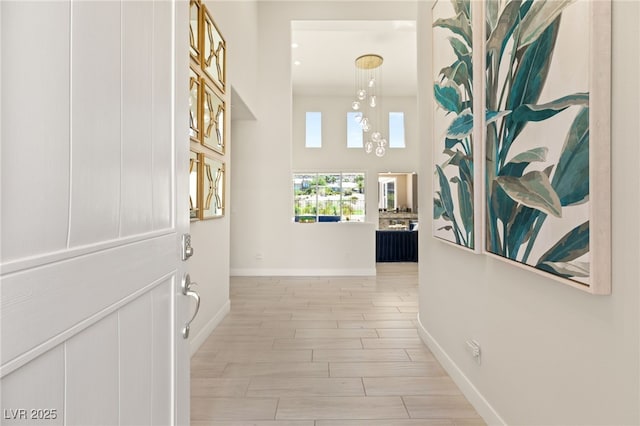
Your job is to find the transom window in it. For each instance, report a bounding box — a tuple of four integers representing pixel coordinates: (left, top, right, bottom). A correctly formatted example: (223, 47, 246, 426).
(346, 112, 363, 148)
(305, 112, 322, 148)
(388, 112, 405, 148)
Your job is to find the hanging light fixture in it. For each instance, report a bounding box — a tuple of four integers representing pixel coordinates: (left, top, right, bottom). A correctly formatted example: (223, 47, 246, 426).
(352, 54, 387, 157)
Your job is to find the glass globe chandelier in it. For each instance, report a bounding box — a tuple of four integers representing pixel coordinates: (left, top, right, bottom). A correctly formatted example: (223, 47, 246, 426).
(352, 54, 387, 157)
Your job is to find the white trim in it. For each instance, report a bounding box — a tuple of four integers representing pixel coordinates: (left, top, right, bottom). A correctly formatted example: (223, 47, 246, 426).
(230, 268, 377, 277)
(1, 229, 175, 275)
(484, 251, 599, 294)
(588, 0, 612, 295)
(474, 0, 486, 256)
(416, 313, 506, 426)
(189, 299, 230, 356)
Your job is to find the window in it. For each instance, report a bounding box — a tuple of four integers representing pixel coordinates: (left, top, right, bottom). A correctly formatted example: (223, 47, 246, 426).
(305, 112, 322, 148)
(389, 112, 405, 148)
(346, 112, 363, 148)
(293, 172, 365, 222)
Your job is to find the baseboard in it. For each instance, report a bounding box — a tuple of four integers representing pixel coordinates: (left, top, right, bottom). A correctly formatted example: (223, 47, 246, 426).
(189, 299, 230, 356)
(230, 268, 377, 277)
(416, 314, 506, 426)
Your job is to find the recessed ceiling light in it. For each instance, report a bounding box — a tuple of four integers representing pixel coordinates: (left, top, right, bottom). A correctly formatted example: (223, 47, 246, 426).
(291, 42, 299, 48)
(294, 60, 301, 66)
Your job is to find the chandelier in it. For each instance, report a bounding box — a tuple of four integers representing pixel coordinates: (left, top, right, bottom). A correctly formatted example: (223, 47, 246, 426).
(351, 54, 387, 157)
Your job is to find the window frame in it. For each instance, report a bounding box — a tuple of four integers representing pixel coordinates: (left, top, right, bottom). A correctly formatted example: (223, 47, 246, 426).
(378, 177, 397, 211)
(293, 171, 366, 223)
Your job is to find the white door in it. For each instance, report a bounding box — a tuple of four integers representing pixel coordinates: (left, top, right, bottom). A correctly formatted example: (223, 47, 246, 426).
(1, 1, 191, 425)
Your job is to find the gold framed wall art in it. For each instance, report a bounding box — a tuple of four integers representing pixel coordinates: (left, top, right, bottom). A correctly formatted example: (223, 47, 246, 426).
(201, 153, 225, 219)
(188, 0, 227, 220)
(202, 78, 225, 154)
(189, 0, 201, 65)
(189, 67, 201, 142)
(202, 6, 226, 93)
(189, 150, 201, 220)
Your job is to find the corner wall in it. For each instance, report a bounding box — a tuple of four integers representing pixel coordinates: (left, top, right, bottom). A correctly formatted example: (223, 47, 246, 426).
(186, 0, 260, 352)
(417, 1, 640, 424)
(205, 0, 259, 114)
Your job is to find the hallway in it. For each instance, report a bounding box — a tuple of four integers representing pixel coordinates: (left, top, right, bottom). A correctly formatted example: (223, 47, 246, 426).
(191, 263, 484, 425)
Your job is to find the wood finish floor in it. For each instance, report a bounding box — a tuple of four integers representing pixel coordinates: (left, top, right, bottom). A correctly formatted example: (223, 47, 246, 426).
(191, 263, 485, 426)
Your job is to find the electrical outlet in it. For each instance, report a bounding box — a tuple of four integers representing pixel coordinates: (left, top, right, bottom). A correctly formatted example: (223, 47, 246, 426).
(255, 253, 264, 261)
(466, 340, 481, 365)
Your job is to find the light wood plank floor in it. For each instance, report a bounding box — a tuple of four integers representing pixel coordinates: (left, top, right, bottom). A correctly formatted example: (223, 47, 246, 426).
(191, 263, 485, 426)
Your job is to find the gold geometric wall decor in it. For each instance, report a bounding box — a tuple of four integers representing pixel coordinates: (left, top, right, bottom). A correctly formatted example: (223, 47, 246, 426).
(202, 79, 225, 154)
(202, 7, 226, 93)
(189, 0, 201, 65)
(189, 67, 201, 142)
(188, 1, 227, 221)
(189, 150, 201, 220)
(201, 154, 225, 219)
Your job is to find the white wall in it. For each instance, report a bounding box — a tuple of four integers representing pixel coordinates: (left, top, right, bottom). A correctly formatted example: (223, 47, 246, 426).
(186, 0, 261, 352)
(229, 1, 418, 276)
(293, 95, 419, 225)
(417, 1, 640, 425)
(206, 0, 259, 116)
(187, 216, 231, 353)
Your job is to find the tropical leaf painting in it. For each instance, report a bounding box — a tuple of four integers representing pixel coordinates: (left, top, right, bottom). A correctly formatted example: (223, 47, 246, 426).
(484, 0, 594, 286)
(432, 0, 476, 250)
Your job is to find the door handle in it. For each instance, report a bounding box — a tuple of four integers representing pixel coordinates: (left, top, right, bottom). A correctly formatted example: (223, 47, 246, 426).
(181, 273, 200, 339)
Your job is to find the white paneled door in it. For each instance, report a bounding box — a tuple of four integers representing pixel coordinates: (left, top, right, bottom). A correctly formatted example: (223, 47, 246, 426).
(1, 1, 191, 425)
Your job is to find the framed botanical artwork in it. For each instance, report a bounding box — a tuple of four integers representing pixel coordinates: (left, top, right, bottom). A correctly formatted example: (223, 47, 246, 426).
(189, 0, 201, 65)
(189, 67, 201, 143)
(202, 78, 226, 154)
(201, 154, 225, 219)
(431, 0, 482, 252)
(483, 0, 611, 294)
(189, 150, 201, 221)
(202, 6, 226, 93)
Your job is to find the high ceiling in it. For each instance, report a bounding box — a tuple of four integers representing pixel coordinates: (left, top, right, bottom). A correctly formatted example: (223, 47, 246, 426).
(291, 20, 417, 97)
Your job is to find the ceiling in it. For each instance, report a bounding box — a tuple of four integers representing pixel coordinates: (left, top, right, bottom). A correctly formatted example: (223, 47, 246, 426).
(291, 20, 417, 97)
